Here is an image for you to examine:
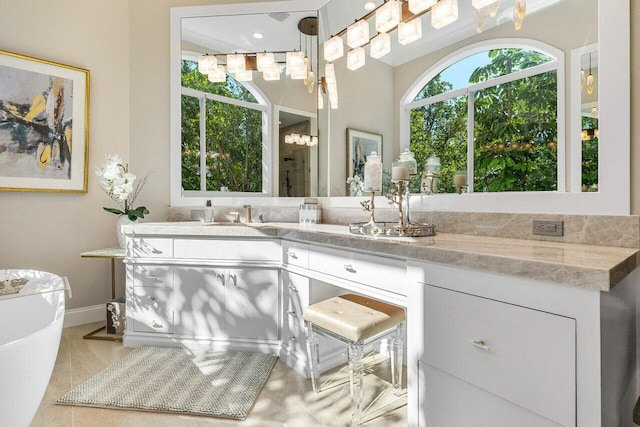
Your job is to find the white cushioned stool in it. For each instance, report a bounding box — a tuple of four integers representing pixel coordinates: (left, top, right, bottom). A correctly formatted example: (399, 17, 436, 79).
(303, 294, 406, 427)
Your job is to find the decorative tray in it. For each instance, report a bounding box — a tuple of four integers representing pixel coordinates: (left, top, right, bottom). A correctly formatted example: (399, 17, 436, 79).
(348, 222, 436, 237)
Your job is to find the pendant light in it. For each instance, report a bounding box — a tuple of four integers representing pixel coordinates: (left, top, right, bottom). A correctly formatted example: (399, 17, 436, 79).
(197, 54, 217, 74)
(376, 0, 401, 33)
(207, 66, 226, 83)
(347, 47, 366, 71)
(347, 20, 369, 48)
(408, 0, 437, 15)
(226, 54, 246, 73)
(586, 53, 595, 95)
(398, 17, 422, 45)
(431, 0, 458, 30)
(324, 35, 344, 62)
(370, 32, 391, 59)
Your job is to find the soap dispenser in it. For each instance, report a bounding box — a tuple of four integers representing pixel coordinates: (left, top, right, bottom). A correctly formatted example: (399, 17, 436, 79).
(204, 200, 214, 223)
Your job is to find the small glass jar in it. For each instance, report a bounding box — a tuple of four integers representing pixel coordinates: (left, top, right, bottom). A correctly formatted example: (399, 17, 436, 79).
(398, 148, 418, 176)
(425, 154, 441, 175)
(364, 151, 383, 192)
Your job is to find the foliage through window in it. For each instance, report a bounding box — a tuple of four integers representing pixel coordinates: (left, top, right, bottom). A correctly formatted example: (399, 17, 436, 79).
(408, 48, 559, 193)
(181, 59, 265, 193)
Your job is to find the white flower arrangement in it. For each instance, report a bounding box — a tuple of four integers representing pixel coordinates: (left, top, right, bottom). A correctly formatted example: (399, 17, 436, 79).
(347, 174, 365, 197)
(96, 154, 151, 221)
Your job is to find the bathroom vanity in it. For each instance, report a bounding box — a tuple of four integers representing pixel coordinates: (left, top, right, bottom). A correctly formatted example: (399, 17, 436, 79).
(122, 222, 639, 427)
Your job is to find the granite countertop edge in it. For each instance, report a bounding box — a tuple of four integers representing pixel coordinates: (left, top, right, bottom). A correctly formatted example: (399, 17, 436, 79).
(123, 222, 640, 292)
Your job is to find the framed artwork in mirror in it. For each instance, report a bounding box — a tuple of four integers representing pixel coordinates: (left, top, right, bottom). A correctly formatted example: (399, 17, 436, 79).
(347, 128, 382, 196)
(347, 127, 382, 184)
(0, 49, 89, 193)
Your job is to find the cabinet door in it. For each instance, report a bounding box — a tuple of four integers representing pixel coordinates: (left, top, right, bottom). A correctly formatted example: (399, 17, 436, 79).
(173, 266, 225, 338)
(420, 362, 563, 427)
(225, 268, 279, 340)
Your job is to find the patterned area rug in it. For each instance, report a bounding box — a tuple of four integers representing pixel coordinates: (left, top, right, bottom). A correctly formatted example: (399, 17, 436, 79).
(57, 346, 278, 420)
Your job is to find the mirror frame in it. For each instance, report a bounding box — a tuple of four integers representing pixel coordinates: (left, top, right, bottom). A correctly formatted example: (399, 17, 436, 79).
(170, 0, 629, 215)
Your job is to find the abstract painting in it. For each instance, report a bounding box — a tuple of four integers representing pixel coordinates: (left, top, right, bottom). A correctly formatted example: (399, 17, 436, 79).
(0, 50, 89, 192)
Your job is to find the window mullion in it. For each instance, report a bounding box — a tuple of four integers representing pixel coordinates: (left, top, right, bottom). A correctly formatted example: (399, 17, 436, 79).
(467, 92, 475, 193)
(199, 96, 207, 192)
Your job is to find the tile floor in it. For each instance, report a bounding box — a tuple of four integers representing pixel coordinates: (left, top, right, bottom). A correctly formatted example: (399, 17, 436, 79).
(32, 322, 407, 426)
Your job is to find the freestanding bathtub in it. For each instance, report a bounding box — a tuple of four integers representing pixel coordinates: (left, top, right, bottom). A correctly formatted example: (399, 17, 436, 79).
(0, 270, 70, 427)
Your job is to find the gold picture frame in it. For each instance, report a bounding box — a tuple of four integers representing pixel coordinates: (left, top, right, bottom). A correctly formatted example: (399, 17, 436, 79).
(0, 49, 90, 193)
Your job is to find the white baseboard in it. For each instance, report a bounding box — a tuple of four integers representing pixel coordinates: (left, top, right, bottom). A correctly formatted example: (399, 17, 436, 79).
(63, 304, 104, 328)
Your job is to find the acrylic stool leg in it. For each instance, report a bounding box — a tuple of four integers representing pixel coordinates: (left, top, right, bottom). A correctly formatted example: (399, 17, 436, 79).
(391, 322, 404, 394)
(305, 322, 321, 392)
(349, 341, 364, 427)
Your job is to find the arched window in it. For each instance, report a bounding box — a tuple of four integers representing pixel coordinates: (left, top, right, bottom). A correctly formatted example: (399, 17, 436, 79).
(180, 58, 270, 194)
(402, 40, 563, 194)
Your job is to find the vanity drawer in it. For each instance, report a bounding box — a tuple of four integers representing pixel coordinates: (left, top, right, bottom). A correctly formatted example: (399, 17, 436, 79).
(133, 265, 173, 288)
(308, 246, 407, 296)
(423, 285, 576, 426)
(173, 238, 281, 262)
(132, 311, 174, 334)
(283, 241, 309, 268)
(131, 237, 173, 258)
(130, 286, 174, 334)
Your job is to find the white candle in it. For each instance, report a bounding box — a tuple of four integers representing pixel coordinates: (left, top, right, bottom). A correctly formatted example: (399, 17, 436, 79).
(391, 165, 409, 181)
(453, 173, 467, 187)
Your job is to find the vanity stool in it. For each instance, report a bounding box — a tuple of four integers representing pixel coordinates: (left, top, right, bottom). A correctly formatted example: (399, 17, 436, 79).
(303, 294, 405, 427)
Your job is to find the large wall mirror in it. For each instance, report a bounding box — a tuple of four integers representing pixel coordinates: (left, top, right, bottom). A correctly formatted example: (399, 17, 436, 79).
(170, 0, 629, 215)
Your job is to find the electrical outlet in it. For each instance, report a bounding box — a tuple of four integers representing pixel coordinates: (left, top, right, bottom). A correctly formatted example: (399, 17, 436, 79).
(532, 219, 564, 237)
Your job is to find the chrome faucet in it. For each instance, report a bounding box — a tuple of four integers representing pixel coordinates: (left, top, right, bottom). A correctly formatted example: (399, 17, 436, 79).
(243, 204, 252, 223)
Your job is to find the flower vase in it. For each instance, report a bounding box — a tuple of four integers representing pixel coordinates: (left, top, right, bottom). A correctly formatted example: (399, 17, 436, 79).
(117, 216, 136, 248)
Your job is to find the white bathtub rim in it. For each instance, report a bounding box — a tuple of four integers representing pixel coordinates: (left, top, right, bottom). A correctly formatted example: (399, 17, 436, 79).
(0, 270, 68, 301)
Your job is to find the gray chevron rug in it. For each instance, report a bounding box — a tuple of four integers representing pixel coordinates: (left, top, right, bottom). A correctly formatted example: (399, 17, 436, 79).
(57, 346, 277, 420)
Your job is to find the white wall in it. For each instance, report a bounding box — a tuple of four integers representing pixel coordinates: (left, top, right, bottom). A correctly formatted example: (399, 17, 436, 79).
(0, 0, 130, 310)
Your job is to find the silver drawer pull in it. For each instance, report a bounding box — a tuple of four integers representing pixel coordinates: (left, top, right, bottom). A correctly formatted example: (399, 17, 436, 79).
(344, 264, 356, 273)
(151, 321, 162, 329)
(289, 336, 296, 341)
(287, 310, 296, 316)
(287, 251, 298, 259)
(470, 340, 491, 351)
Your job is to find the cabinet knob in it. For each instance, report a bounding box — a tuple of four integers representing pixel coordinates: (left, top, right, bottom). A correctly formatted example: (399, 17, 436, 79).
(287, 251, 298, 259)
(288, 336, 296, 341)
(469, 340, 491, 351)
(287, 310, 296, 316)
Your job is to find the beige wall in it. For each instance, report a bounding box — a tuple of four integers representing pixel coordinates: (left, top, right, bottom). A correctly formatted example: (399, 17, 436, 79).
(0, 0, 637, 311)
(0, 0, 129, 310)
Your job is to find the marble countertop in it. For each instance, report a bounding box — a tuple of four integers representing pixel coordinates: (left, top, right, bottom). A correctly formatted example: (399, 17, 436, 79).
(123, 222, 640, 292)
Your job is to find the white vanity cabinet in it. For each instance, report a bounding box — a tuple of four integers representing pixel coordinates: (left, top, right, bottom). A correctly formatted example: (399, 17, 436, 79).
(408, 261, 638, 427)
(421, 285, 575, 426)
(125, 237, 281, 352)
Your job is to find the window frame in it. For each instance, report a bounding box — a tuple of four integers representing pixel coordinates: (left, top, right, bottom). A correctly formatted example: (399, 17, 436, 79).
(172, 52, 273, 204)
(405, 49, 561, 193)
(180, 84, 269, 195)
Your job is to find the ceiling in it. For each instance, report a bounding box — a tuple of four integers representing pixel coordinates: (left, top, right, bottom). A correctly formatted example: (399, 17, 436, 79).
(182, 0, 564, 68)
